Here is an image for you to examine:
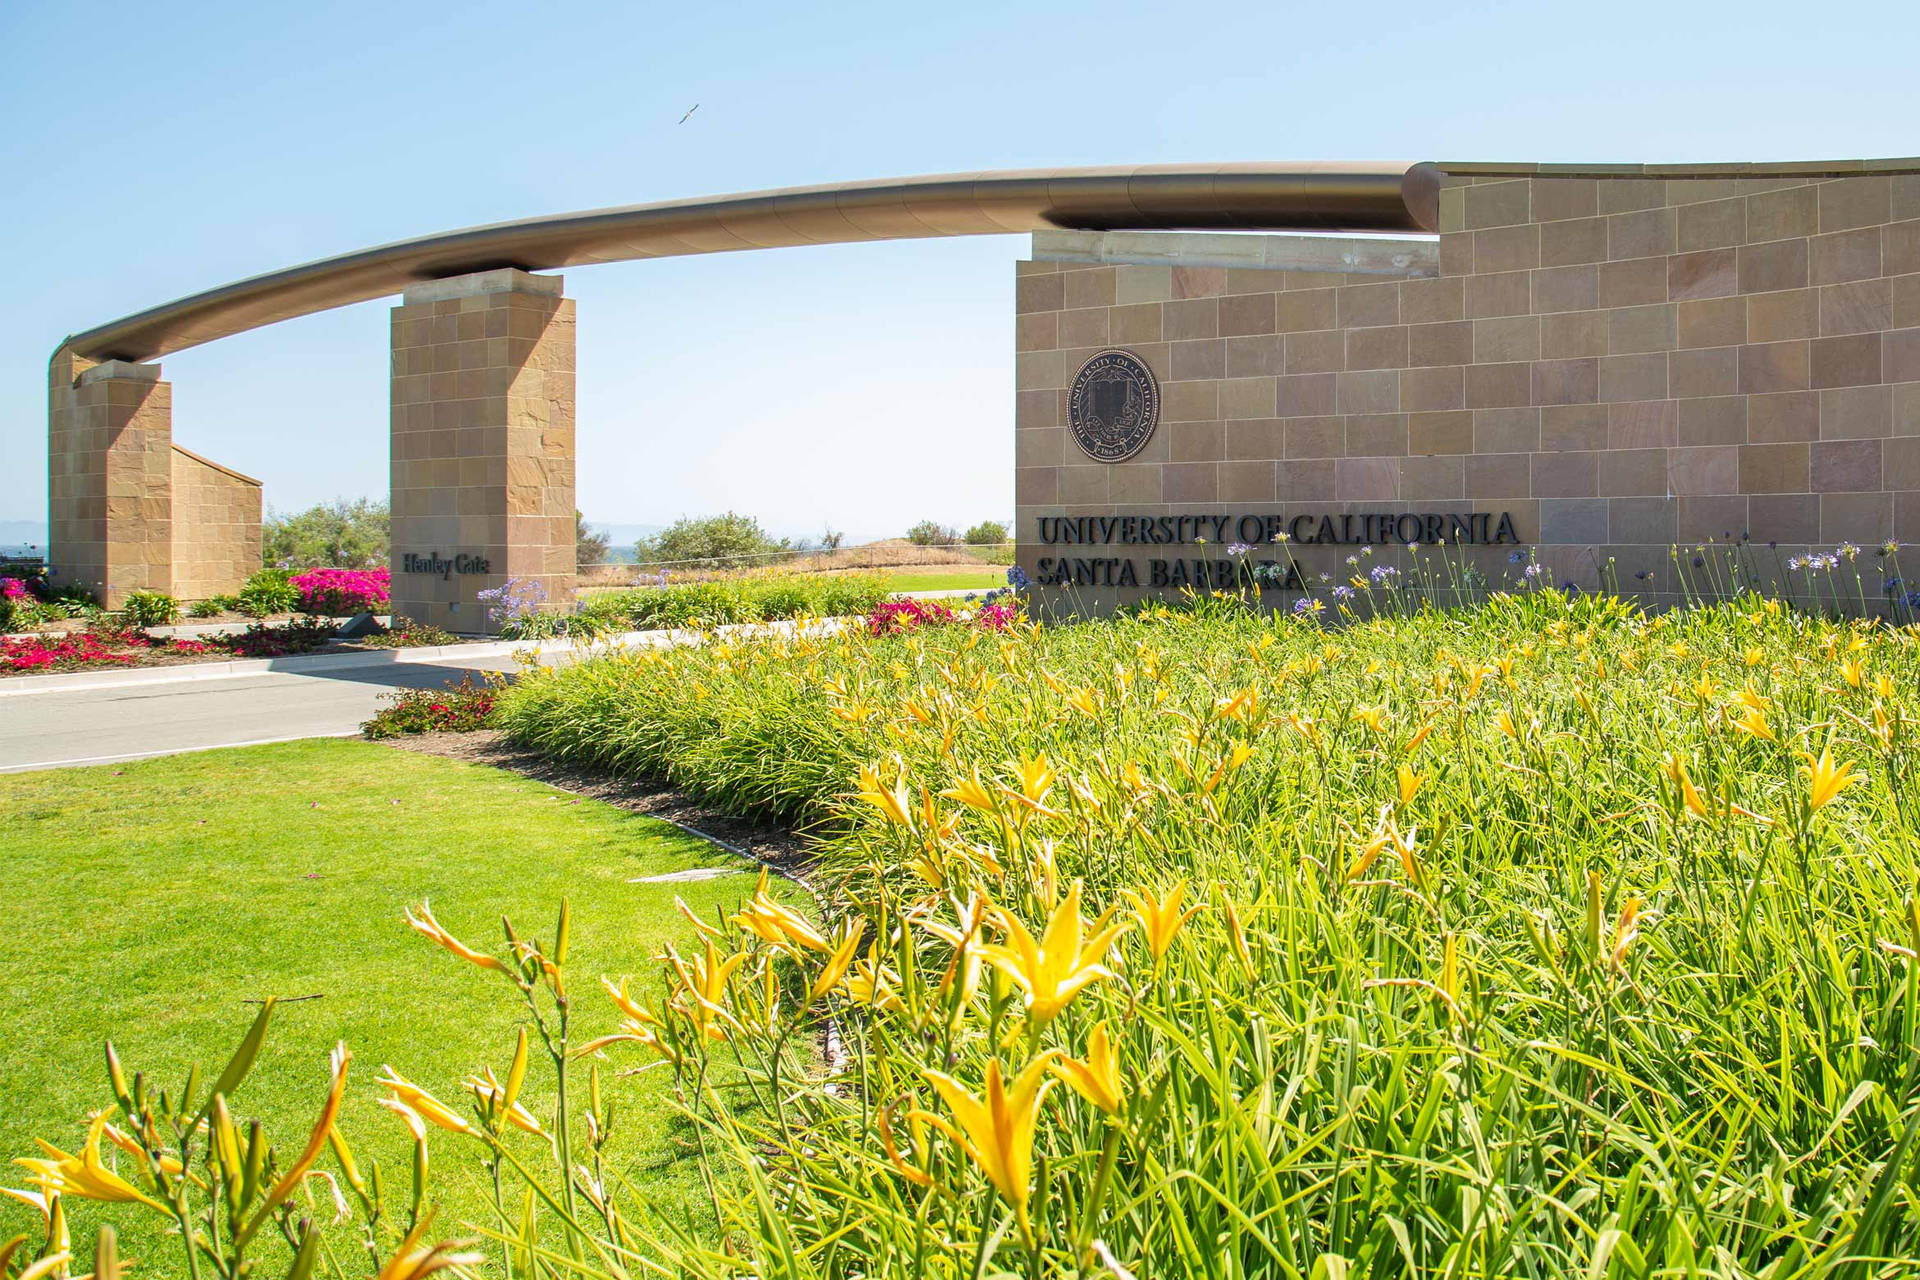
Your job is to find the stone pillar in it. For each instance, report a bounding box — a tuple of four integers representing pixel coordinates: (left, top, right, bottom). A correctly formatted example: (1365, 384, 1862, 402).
(48, 351, 173, 606)
(389, 269, 576, 634)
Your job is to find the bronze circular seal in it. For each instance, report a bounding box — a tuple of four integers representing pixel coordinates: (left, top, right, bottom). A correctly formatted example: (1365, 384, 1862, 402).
(1067, 348, 1159, 462)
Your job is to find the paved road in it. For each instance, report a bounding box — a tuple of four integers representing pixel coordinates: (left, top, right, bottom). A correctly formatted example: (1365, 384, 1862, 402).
(0, 657, 518, 772)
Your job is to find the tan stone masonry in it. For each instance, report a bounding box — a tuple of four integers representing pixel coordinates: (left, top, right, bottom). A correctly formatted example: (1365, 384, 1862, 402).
(1016, 165, 1920, 612)
(389, 269, 576, 634)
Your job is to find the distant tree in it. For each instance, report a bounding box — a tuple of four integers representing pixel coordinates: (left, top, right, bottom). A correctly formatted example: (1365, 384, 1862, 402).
(263, 498, 388, 568)
(906, 520, 958, 547)
(820, 527, 845, 551)
(963, 519, 1008, 545)
(634, 512, 790, 570)
(576, 510, 611, 570)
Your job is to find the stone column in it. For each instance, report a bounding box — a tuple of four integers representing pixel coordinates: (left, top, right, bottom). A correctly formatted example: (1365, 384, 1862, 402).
(48, 351, 173, 606)
(389, 269, 576, 634)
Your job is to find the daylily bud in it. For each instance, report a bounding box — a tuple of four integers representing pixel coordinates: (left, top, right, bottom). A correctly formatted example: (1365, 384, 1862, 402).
(104, 1043, 132, 1117)
(502, 1027, 529, 1113)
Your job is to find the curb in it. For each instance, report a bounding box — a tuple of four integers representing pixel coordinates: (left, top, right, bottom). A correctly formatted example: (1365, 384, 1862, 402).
(0, 618, 838, 699)
(0, 632, 635, 698)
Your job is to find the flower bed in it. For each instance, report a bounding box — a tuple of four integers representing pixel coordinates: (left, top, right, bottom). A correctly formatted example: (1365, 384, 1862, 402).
(481, 588, 1920, 1274)
(867, 595, 1020, 634)
(360, 673, 497, 736)
(1, 615, 446, 675)
(0, 629, 212, 673)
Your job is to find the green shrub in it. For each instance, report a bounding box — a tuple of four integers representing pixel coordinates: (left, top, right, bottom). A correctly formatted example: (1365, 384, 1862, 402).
(905, 519, 956, 546)
(187, 598, 223, 618)
(356, 616, 458, 648)
(633, 511, 789, 570)
(963, 518, 1008, 544)
(236, 568, 299, 618)
(262, 497, 387, 569)
(361, 673, 497, 736)
(120, 590, 179, 628)
(577, 572, 889, 634)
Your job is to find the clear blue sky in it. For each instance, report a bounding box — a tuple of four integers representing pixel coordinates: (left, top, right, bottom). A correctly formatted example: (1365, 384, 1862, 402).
(3, 0, 1916, 544)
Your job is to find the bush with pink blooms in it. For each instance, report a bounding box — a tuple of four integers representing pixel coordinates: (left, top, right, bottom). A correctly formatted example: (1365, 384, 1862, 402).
(291, 567, 390, 615)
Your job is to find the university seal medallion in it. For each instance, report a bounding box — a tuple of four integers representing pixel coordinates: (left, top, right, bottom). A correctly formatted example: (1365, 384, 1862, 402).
(1067, 348, 1159, 462)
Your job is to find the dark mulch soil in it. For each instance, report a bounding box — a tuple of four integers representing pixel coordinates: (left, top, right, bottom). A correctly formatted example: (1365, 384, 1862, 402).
(374, 729, 819, 881)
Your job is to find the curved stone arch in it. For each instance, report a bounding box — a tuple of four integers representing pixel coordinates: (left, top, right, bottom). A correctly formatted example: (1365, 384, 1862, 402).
(47, 163, 1438, 618)
(62, 164, 1436, 361)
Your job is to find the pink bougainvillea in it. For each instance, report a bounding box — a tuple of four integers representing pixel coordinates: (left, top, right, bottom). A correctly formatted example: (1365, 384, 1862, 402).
(291, 567, 391, 615)
(0, 578, 29, 601)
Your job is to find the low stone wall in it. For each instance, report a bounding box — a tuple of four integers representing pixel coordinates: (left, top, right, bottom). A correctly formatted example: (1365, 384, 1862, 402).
(170, 446, 261, 601)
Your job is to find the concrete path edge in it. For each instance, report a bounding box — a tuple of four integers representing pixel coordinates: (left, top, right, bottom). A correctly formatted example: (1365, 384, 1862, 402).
(0, 618, 842, 699)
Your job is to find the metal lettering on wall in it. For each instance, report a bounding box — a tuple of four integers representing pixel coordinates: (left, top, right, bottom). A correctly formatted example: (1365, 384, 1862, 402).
(1031, 510, 1522, 590)
(1067, 349, 1159, 462)
(400, 552, 492, 579)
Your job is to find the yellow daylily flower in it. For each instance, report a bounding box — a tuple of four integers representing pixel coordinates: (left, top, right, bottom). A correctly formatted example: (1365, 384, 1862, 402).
(17, 1113, 166, 1210)
(808, 920, 868, 1002)
(378, 1096, 429, 1142)
(378, 1067, 472, 1134)
(1352, 704, 1390, 733)
(406, 901, 505, 972)
(1121, 881, 1203, 967)
(916, 1054, 1058, 1240)
(1403, 722, 1434, 754)
(1609, 898, 1644, 973)
(1052, 1021, 1124, 1116)
(102, 1121, 183, 1176)
(372, 1209, 485, 1280)
(255, 1043, 351, 1227)
(980, 881, 1127, 1027)
(1802, 747, 1858, 812)
(666, 937, 750, 1040)
(1733, 706, 1775, 741)
(939, 766, 998, 812)
(1397, 764, 1425, 806)
(1006, 754, 1057, 809)
(731, 870, 831, 954)
(877, 1101, 935, 1187)
(461, 1068, 546, 1136)
(1660, 753, 1711, 820)
(853, 762, 915, 830)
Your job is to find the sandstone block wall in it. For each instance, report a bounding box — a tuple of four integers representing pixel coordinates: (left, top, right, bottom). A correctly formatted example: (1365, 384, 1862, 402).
(170, 446, 261, 601)
(1015, 162, 1920, 613)
(47, 356, 175, 606)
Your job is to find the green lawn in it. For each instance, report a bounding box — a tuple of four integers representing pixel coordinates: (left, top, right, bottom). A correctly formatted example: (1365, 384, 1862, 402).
(882, 568, 1004, 594)
(0, 739, 769, 1272)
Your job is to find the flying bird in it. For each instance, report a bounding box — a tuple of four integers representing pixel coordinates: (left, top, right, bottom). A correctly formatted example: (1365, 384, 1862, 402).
(678, 103, 699, 124)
